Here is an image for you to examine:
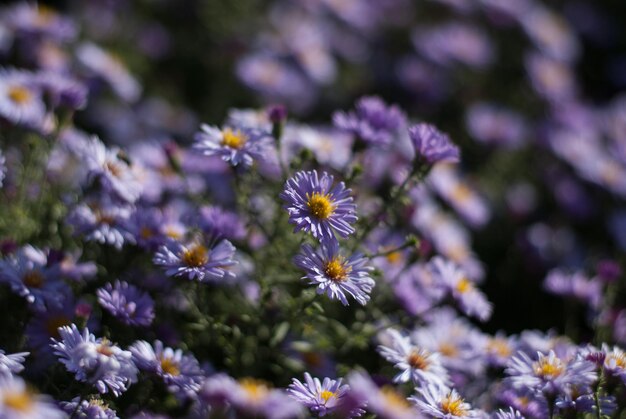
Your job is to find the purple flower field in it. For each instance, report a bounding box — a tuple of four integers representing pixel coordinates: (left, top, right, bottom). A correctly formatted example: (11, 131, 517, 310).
(0, 0, 625, 417)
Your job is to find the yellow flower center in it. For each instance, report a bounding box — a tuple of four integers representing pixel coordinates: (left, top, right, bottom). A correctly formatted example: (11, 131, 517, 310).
(320, 390, 335, 403)
(487, 338, 512, 358)
(160, 357, 180, 376)
(438, 343, 458, 357)
(4, 390, 33, 413)
(408, 350, 430, 369)
(456, 278, 473, 294)
(441, 393, 468, 416)
(239, 378, 269, 401)
(386, 251, 402, 265)
(140, 227, 153, 239)
(452, 184, 472, 202)
(533, 356, 564, 379)
(182, 244, 209, 267)
(22, 271, 44, 288)
(105, 161, 124, 178)
(380, 386, 410, 411)
(97, 340, 113, 357)
(306, 192, 334, 219)
(7, 86, 31, 105)
(324, 257, 351, 282)
(36, 5, 57, 24)
(221, 128, 246, 149)
(164, 226, 183, 240)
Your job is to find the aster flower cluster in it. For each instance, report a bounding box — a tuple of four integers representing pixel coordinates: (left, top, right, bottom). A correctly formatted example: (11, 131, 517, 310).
(1, 0, 626, 417)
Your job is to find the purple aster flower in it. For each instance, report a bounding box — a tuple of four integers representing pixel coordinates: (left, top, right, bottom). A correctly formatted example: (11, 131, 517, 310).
(67, 197, 135, 250)
(466, 102, 526, 148)
(197, 206, 246, 242)
(97, 281, 155, 327)
(280, 170, 357, 242)
(543, 269, 603, 309)
(194, 124, 271, 167)
(4, 3, 77, 42)
(287, 372, 364, 417)
(493, 407, 525, 419)
(36, 71, 88, 110)
(129, 340, 205, 398)
(81, 136, 142, 203)
(346, 371, 420, 419)
(0, 69, 51, 132)
(153, 238, 237, 283)
(294, 241, 374, 306)
(411, 383, 481, 418)
(409, 123, 460, 166)
(333, 96, 406, 147)
(60, 397, 118, 418)
(506, 350, 596, 398)
(377, 329, 450, 387)
(51, 324, 138, 396)
(497, 388, 548, 418)
(76, 42, 141, 102)
(0, 350, 28, 378)
(0, 375, 66, 418)
(0, 245, 70, 312)
(427, 257, 492, 321)
(199, 374, 304, 419)
(601, 344, 626, 384)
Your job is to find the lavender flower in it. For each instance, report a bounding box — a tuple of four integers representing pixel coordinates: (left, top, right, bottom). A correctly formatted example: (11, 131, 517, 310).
(194, 124, 270, 167)
(427, 257, 492, 321)
(493, 407, 525, 419)
(97, 281, 155, 327)
(409, 123, 460, 166)
(294, 241, 375, 306)
(333, 96, 406, 147)
(543, 269, 603, 309)
(0, 375, 66, 418)
(377, 329, 450, 387)
(506, 350, 596, 398)
(60, 397, 118, 418)
(411, 384, 481, 418)
(0, 351, 28, 378)
(153, 238, 237, 283)
(199, 374, 304, 418)
(51, 324, 138, 396)
(0, 245, 69, 312)
(67, 199, 135, 250)
(0, 69, 50, 132)
(346, 372, 419, 419)
(197, 206, 246, 241)
(129, 340, 205, 398)
(287, 372, 363, 417)
(281, 170, 357, 242)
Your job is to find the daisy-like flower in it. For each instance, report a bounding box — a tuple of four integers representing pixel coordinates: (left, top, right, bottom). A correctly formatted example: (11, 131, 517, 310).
(5, 3, 77, 42)
(427, 257, 492, 321)
(153, 238, 237, 283)
(506, 350, 596, 398)
(194, 124, 270, 167)
(601, 344, 626, 384)
(199, 374, 304, 419)
(411, 384, 481, 418)
(97, 281, 155, 327)
(294, 241, 375, 306)
(409, 123, 460, 166)
(0, 351, 28, 378)
(280, 170, 357, 243)
(129, 340, 205, 398)
(333, 96, 406, 147)
(51, 324, 138, 396)
(346, 372, 420, 419)
(287, 372, 364, 417)
(0, 245, 70, 312)
(81, 136, 142, 203)
(197, 206, 246, 242)
(493, 407, 525, 419)
(0, 69, 50, 132)
(67, 198, 135, 250)
(60, 397, 118, 419)
(0, 375, 66, 419)
(378, 329, 450, 387)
